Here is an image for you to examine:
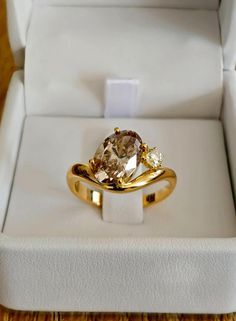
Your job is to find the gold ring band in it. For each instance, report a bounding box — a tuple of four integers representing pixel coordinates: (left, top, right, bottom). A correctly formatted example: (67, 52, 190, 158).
(67, 163, 176, 208)
(67, 127, 177, 209)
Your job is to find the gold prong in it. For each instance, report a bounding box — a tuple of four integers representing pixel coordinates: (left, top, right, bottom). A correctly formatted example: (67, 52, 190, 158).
(141, 155, 146, 162)
(114, 127, 121, 135)
(117, 178, 123, 185)
(141, 143, 148, 152)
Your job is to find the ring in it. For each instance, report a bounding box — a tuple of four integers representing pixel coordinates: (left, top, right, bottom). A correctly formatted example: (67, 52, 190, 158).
(67, 127, 177, 208)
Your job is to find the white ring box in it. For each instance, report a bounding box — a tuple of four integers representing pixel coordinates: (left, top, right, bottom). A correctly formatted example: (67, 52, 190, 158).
(1, 0, 236, 313)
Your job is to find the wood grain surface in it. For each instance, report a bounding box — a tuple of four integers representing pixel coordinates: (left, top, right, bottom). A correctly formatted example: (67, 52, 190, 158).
(0, 0, 236, 320)
(0, 0, 15, 119)
(1, 309, 236, 321)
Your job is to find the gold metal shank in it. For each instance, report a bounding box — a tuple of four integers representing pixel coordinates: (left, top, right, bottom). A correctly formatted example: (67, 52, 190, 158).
(67, 163, 177, 208)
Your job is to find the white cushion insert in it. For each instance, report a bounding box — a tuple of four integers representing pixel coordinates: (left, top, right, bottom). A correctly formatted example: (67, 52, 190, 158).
(3, 117, 236, 237)
(25, 6, 222, 118)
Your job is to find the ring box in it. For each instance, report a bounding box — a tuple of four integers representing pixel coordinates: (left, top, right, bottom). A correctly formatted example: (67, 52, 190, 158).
(1, 0, 236, 313)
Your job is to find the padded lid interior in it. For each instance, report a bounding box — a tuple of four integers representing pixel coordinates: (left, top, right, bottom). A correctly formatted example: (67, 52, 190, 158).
(25, 5, 222, 118)
(34, 0, 219, 9)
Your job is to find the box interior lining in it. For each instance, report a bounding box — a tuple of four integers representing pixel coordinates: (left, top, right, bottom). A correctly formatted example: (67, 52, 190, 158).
(25, 5, 222, 118)
(3, 116, 236, 238)
(3, 3, 235, 238)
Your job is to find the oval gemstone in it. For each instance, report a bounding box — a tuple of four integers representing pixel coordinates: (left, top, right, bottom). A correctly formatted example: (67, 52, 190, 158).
(91, 130, 142, 184)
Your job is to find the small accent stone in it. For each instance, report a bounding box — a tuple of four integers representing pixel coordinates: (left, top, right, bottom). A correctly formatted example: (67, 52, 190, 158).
(146, 148, 163, 168)
(91, 130, 143, 184)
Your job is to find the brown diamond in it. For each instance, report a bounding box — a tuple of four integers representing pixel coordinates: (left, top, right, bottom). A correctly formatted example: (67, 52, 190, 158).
(91, 130, 143, 184)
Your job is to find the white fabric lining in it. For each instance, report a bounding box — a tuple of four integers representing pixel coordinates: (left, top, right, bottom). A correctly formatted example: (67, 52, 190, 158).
(34, 0, 219, 10)
(25, 6, 222, 118)
(4, 116, 236, 237)
(0, 71, 26, 231)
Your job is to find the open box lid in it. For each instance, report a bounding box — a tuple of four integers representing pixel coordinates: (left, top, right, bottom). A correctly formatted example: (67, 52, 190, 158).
(6, 0, 236, 71)
(5, 0, 236, 119)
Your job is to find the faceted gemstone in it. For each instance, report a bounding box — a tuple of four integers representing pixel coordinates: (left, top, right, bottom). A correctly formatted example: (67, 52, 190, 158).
(146, 147, 163, 168)
(91, 130, 143, 184)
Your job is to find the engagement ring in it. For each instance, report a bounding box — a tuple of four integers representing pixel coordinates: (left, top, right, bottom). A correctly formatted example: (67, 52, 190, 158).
(67, 128, 177, 208)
